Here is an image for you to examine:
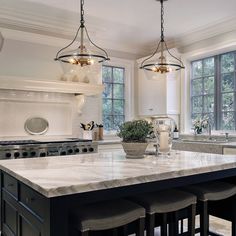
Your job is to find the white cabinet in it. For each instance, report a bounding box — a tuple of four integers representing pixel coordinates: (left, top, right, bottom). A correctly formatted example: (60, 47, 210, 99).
(138, 69, 180, 116)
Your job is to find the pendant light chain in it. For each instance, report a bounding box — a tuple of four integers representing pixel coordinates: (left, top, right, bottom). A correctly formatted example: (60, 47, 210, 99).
(80, 0, 85, 27)
(160, 0, 164, 42)
(55, 0, 109, 65)
(139, 0, 185, 73)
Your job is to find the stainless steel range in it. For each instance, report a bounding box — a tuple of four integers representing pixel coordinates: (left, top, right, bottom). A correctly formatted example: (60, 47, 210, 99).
(0, 139, 98, 159)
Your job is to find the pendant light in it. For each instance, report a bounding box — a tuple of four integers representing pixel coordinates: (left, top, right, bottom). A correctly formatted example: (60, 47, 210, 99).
(140, 0, 185, 73)
(55, 0, 110, 67)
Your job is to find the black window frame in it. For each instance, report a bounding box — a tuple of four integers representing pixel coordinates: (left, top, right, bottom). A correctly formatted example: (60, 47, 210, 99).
(102, 65, 125, 132)
(191, 50, 236, 130)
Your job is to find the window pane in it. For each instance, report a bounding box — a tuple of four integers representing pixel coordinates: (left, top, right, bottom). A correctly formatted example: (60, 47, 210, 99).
(192, 61, 202, 78)
(221, 73, 234, 92)
(102, 66, 125, 132)
(192, 96, 203, 113)
(203, 58, 214, 76)
(221, 53, 234, 73)
(113, 100, 124, 115)
(103, 83, 112, 98)
(222, 112, 235, 130)
(192, 79, 202, 96)
(204, 76, 214, 94)
(204, 95, 214, 113)
(191, 113, 202, 121)
(222, 93, 234, 111)
(113, 116, 124, 130)
(103, 115, 113, 131)
(113, 68, 124, 83)
(203, 113, 215, 129)
(102, 66, 112, 83)
(113, 84, 124, 99)
(103, 99, 112, 115)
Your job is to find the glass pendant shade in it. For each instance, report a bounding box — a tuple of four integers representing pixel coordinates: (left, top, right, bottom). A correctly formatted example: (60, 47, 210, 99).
(140, 0, 185, 74)
(55, 0, 109, 71)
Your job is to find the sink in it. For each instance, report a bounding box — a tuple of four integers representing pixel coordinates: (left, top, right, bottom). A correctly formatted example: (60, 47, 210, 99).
(181, 139, 228, 144)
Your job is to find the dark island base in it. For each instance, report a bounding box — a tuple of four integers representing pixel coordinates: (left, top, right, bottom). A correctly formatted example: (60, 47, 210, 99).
(1, 168, 236, 236)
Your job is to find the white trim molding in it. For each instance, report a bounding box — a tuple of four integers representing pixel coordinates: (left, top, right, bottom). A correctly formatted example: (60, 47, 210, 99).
(0, 76, 104, 96)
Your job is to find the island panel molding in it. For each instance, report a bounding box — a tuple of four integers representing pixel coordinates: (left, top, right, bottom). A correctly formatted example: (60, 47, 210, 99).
(1, 151, 236, 197)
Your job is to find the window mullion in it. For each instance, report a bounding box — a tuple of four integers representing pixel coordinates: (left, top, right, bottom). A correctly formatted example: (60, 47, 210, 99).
(215, 55, 221, 130)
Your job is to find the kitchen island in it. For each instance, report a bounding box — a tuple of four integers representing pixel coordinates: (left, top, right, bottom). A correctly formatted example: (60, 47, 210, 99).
(1, 150, 236, 236)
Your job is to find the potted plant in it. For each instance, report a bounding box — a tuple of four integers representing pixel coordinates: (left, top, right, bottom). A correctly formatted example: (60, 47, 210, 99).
(117, 120, 153, 158)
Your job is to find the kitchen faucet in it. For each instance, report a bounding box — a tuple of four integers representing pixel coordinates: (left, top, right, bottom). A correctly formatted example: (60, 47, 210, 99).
(208, 122, 212, 140)
(201, 119, 212, 140)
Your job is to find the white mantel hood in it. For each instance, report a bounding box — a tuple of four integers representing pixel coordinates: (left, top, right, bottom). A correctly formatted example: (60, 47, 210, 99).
(0, 76, 104, 96)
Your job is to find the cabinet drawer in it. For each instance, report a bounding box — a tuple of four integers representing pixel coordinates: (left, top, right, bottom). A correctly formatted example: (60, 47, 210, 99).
(19, 184, 46, 219)
(3, 173, 18, 198)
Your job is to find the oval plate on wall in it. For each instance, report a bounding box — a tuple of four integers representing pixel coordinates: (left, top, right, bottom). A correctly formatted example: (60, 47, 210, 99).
(25, 117, 49, 135)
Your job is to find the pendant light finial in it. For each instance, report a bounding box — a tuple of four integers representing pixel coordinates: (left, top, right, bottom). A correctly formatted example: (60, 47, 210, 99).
(140, 0, 185, 74)
(55, 0, 110, 67)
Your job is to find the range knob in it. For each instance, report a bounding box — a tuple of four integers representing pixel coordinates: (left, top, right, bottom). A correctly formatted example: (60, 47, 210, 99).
(30, 151, 36, 157)
(68, 149, 73, 154)
(88, 147, 94, 152)
(14, 152, 20, 158)
(5, 153, 11, 158)
(74, 148, 80, 153)
(39, 152, 46, 157)
(22, 152, 28, 157)
(60, 151, 66, 156)
(82, 148, 88, 153)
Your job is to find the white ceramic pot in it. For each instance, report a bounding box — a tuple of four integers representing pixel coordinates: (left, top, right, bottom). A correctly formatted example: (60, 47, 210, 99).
(121, 142, 148, 159)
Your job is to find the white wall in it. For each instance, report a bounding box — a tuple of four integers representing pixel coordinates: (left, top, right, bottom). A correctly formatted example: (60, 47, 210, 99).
(0, 33, 136, 138)
(0, 38, 62, 80)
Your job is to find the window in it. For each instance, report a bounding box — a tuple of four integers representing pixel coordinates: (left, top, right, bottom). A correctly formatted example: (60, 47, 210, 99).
(191, 51, 236, 130)
(102, 66, 125, 132)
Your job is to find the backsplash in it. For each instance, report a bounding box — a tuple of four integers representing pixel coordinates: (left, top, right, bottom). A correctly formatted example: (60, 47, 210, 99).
(0, 89, 76, 138)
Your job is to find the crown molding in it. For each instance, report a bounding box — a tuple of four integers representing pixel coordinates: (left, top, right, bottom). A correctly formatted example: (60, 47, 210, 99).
(0, 0, 148, 57)
(176, 17, 236, 50)
(141, 16, 236, 56)
(1, 0, 236, 58)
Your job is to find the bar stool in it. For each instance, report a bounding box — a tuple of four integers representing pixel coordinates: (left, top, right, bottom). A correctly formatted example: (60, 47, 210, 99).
(183, 181, 236, 236)
(130, 189, 197, 236)
(69, 199, 146, 236)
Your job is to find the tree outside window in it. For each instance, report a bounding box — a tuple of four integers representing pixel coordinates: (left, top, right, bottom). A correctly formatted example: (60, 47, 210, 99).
(102, 66, 125, 132)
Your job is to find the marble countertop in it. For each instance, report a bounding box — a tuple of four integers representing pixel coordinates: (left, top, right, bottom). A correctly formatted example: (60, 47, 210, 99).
(1, 151, 236, 198)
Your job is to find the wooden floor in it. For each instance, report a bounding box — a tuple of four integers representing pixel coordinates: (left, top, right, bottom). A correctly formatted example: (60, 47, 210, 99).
(129, 216, 231, 236)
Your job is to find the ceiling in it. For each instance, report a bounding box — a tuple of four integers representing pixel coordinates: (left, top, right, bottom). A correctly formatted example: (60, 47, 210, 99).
(1, 0, 236, 57)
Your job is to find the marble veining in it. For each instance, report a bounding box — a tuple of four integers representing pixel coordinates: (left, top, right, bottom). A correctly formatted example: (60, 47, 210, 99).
(1, 151, 236, 198)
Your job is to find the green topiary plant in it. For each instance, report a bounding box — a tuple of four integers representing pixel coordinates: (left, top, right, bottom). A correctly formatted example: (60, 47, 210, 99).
(117, 120, 153, 143)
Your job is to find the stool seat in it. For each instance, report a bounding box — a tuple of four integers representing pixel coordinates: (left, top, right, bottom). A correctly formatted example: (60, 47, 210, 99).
(183, 181, 236, 201)
(131, 189, 197, 214)
(70, 199, 145, 232)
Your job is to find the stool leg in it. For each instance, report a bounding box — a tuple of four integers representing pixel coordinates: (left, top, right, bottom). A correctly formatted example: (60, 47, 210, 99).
(112, 228, 118, 236)
(180, 219, 184, 233)
(136, 217, 145, 236)
(232, 195, 236, 236)
(81, 231, 89, 236)
(122, 224, 128, 236)
(161, 213, 167, 236)
(170, 211, 179, 236)
(146, 214, 155, 236)
(200, 201, 208, 236)
(188, 203, 196, 236)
